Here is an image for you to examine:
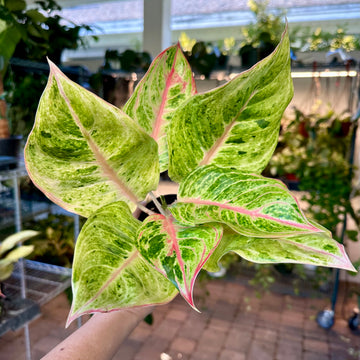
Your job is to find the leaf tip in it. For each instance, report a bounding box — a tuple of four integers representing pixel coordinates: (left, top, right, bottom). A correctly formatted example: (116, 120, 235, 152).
(65, 309, 77, 328)
(47, 57, 56, 70)
(47, 58, 62, 78)
(337, 243, 357, 272)
(180, 289, 201, 312)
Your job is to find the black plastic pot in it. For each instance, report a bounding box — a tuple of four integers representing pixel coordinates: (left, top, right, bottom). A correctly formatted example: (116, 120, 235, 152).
(0, 136, 22, 170)
(348, 310, 360, 334)
(239, 45, 258, 69)
(0, 136, 22, 157)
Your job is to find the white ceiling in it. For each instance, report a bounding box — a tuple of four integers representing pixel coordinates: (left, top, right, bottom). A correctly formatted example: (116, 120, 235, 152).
(23, 0, 360, 71)
(26, 0, 133, 6)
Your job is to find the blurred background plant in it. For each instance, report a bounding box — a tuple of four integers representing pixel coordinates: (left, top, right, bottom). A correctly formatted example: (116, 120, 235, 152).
(0, 0, 96, 138)
(302, 26, 360, 52)
(0, 230, 37, 295)
(268, 106, 359, 242)
(23, 214, 78, 268)
(103, 48, 152, 73)
(241, 0, 285, 49)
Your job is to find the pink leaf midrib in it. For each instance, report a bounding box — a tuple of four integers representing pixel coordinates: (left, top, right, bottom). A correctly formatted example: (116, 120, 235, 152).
(50, 62, 139, 205)
(162, 216, 192, 301)
(151, 48, 180, 141)
(158, 216, 223, 309)
(68, 249, 139, 325)
(280, 237, 355, 271)
(199, 90, 257, 166)
(190, 225, 222, 293)
(180, 198, 320, 233)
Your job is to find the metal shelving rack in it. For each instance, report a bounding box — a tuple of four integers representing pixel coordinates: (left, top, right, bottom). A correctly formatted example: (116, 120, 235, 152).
(0, 165, 73, 359)
(0, 167, 51, 230)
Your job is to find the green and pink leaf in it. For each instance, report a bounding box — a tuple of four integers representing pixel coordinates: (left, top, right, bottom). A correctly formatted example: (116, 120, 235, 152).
(124, 43, 196, 172)
(67, 202, 177, 326)
(23, 28, 356, 322)
(171, 165, 322, 237)
(168, 25, 293, 182)
(137, 214, 223, 309)
(204, 229, 356, 273)
(25, 61, 159, 217)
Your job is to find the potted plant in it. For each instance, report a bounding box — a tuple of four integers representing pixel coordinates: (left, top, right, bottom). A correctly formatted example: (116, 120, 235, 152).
(104, 49, 152, 73)
(186, 41, 218, 78)
(101, 48, 152, 107)
(179, 33, 235, 77)
(24, 27, 355, 327)
(239, 0, 286, 68)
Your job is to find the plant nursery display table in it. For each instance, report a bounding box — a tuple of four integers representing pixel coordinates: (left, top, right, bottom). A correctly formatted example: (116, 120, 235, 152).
(0, 260, 72, 337)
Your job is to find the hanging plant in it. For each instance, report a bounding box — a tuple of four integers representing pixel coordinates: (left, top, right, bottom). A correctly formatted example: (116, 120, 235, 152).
(24, 27, 355, 327)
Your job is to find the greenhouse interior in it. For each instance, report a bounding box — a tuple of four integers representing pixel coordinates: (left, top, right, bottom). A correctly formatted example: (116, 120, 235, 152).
(0, 0, 360, 359)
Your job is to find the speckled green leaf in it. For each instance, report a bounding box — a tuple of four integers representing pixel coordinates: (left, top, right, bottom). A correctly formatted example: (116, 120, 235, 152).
(124, 44, 196, 172)
(25, 61, 159, 217)
(137, 214, 222, 309)
(203, 229, 356, 272)
(68, 202, 178, 326)
(168, 27, 293, 182)
(171, 165, 322, 238)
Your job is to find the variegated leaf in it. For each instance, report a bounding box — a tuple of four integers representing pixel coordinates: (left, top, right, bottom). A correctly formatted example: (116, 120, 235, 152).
(25, 61, 159, 217)
(0, 230, 38, 256)
(203, 229, 356, 272)
(124, 43, 197, 172)
(68, 201, 177, 326)
(137, 214, 223, 309)
(168, 27, 293, 182)
(0, 245, 34, 282)
(171, 165, 322, 237)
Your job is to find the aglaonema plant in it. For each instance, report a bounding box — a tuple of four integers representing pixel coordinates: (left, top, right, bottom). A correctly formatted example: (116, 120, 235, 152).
(24, 27, 355, 327)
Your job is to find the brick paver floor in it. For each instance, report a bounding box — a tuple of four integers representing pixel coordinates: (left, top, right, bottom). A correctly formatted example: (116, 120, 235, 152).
(0, 278, 359, 360)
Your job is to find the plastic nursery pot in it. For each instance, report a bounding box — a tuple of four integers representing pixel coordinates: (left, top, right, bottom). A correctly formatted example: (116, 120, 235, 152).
(348, 309, 360, 333)
(0, 135, 23, 170)
(0, 135, 22, 158)
(239, 45, 258, 69)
